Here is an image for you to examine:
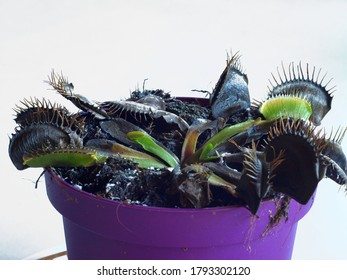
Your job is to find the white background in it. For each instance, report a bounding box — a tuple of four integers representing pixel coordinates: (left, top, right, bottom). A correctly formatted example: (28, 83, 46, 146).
(1, 0, 346, 259)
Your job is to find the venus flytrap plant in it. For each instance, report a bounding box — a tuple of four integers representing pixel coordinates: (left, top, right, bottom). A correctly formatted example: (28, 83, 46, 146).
(8, 52, 347, 217)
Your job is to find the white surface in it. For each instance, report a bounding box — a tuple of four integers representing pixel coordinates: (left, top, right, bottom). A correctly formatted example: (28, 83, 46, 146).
(1, 0, 346, 259)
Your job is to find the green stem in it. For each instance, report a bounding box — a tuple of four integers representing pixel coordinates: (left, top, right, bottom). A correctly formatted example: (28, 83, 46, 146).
(186, 119, 258, 164)
(127, 131, 179, 168)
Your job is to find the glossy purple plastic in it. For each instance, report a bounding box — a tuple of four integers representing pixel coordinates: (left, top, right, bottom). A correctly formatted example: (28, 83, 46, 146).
(45, 169, 314, 260)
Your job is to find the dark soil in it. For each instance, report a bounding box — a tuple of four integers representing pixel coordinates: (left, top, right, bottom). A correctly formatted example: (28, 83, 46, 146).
(54, 91, 252, 208)
(54, 156, 246, 208)
(55, 158, 176, 207)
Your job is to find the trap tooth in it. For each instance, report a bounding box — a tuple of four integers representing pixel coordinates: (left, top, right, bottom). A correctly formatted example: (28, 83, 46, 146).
(14, 97, 69, 128)
(13, 97, 86, 139)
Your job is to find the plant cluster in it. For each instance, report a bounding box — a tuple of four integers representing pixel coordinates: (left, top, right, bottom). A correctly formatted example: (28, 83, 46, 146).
(9, 53, 347, 215)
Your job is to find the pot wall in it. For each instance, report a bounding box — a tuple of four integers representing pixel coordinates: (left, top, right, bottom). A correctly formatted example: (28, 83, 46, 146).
(45, 169, 314, 260)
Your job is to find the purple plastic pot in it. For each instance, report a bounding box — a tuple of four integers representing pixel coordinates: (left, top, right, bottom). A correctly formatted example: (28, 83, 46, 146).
(45, 169, 314, 260)
(44, 97, 314, 259)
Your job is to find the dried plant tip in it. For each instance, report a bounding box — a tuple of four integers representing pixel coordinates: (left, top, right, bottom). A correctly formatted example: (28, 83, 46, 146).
(47, 70, 74, 96)
(47, 70, 108, 119)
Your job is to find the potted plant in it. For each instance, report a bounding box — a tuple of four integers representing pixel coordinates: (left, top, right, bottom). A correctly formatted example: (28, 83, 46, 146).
(8, 53, 346, 259)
